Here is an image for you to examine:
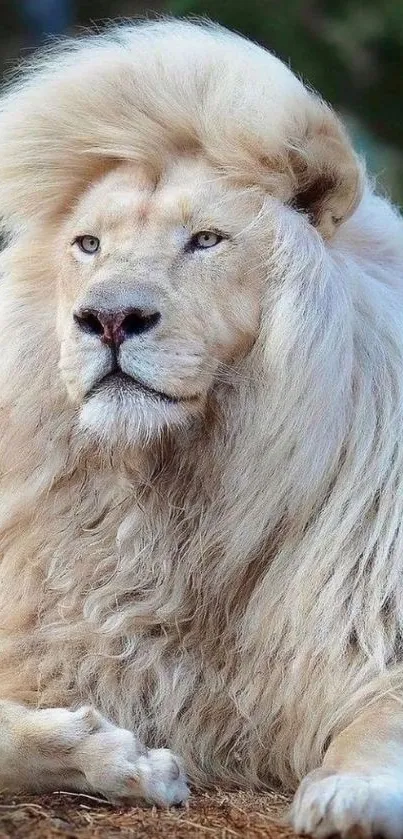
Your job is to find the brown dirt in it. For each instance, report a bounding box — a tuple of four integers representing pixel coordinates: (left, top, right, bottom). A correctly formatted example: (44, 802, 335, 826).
(0, 789, 296, 838)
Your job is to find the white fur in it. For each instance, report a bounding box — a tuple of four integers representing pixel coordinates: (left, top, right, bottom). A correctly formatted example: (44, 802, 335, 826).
(0, 17, 402, 832)
(292, 770, 403, 837)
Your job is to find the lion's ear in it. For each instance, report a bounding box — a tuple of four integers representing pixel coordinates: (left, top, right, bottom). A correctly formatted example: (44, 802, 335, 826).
(286, 103, 363, 238)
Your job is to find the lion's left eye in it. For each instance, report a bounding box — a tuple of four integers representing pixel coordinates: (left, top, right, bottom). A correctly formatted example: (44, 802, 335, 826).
(189, 231, 223, 250)
(74, 235, 100, 254)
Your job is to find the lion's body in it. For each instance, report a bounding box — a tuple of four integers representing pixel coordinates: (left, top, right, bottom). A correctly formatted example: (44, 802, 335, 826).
(0, 19, 403, 833)
(0, 191, 403, 790)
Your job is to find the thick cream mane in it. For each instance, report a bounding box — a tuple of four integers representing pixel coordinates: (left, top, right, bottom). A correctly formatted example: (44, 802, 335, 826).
(0, 20, 402, 790)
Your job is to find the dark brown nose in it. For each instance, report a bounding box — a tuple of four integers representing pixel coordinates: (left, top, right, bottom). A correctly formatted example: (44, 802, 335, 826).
(74, 307, 161, 346)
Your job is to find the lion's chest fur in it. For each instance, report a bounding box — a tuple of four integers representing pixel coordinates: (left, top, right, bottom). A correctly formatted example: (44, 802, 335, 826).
(0, 445, 391, 789)
(0, 460, 323, 787)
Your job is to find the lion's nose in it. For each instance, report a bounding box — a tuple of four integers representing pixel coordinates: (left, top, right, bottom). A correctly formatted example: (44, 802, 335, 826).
(74, 306, 161, 346)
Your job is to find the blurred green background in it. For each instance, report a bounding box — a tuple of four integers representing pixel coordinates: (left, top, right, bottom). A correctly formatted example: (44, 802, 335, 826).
(2, 0, 402, 205)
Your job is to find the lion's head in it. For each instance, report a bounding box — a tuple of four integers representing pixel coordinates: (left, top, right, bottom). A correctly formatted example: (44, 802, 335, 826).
(57, 156, 266, 444)
(0, 19, 362, 453)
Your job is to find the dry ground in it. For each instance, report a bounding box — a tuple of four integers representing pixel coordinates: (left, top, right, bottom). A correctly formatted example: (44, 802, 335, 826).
(0, 788, 296, 838)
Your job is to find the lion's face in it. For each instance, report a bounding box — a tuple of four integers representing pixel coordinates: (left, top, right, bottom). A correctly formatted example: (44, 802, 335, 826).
(57, 157, 267, 444)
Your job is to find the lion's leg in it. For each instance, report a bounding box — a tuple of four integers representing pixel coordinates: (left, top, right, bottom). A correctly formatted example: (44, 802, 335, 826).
(291, 699, 403, 837)
(0, 700, 188, 806)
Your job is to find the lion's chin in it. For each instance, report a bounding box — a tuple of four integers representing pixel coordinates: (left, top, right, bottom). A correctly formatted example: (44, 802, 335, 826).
(77, 383, 198, 449)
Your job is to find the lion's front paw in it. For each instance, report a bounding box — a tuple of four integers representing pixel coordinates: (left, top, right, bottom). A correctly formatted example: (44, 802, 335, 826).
(135, 748, 189, 807)
(291, 768, 403, 838)
(74, 708, 189, 807)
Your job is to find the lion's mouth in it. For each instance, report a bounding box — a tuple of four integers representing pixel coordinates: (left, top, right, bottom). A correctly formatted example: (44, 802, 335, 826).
(91, 369, 199, 405)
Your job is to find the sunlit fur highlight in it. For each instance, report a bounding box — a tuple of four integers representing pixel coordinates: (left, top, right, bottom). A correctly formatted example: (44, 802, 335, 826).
(0, 19, 402, 798)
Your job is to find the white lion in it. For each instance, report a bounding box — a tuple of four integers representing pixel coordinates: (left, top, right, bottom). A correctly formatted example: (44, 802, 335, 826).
(0, 18, 402, 837)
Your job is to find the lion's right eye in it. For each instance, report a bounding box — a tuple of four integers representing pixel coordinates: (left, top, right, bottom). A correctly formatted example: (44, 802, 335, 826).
(74, 235, 100, 254)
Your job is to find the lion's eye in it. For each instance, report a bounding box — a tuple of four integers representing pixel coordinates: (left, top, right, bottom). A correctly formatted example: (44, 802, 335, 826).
(75, 235, 100, 254)
(189, 231, 223, 250)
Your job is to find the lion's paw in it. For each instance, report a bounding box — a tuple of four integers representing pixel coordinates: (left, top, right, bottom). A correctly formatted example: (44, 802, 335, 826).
(72, 707, 189, 807)
(135, 748, 189, 807)
(291, 768, 403, 838)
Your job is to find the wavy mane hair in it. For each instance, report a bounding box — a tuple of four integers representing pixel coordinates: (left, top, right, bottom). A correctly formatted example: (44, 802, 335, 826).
(0, 19, 402, 791)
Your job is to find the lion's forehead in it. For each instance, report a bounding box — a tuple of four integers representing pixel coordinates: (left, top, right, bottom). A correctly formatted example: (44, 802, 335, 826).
(71, 159, 264, 249)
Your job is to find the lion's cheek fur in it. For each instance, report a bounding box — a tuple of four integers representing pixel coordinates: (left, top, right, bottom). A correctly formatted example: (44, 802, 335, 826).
(58, 335, 109, 404)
